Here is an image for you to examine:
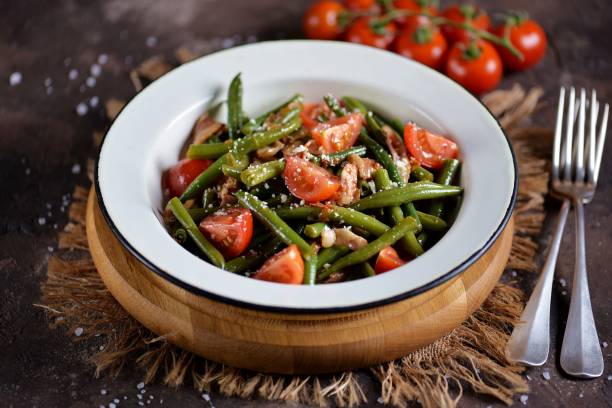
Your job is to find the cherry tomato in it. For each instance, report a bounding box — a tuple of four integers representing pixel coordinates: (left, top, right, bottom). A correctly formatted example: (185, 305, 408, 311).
(165, 158, 212, 198)
(311, 113, 363, 153)
(440, 4, 490, 43)
(374, 246, 406, 274)
(404, 122, 459, 169)
(493, 17, 547, 71)
(199, 207, 253, 259)
(345, 0, 376, 11)
(345, 17, 397, 49)
(283, 156, 340, 203)
(395, 25, 448, 70)
(303, 0, 346, 40)
(393, 0, 438, 30)
(445, 39, 502, 95)
(253, 244, 304, 284)
(301, 102, 334, 130)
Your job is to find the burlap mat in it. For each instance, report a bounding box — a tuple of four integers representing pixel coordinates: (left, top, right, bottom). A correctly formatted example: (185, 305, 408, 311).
(38, 46, 551, 407)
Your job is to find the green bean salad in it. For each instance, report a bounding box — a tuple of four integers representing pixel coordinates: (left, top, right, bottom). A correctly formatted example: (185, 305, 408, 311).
(162, 74, 463, 284)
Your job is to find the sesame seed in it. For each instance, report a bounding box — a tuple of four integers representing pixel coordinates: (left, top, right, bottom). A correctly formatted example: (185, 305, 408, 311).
(9, 72, 22, 86)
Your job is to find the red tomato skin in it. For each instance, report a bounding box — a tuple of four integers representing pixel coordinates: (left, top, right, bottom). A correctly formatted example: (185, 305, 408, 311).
(375, 246, 406, 274)
(445, 40, 502, 95)
(394, 26, 448, 70)
(311, 113, 363, 153)
(393, 0, 438, 30)
(253, 244, 304, 284)
(493, 20, 547, 71)
(301, 102, 334, 130)
(165, 158, 212, 198)
(440, 5, 490, 43)
(199, 207, 253, 259)
(345, 0, 376, 11)
(303, 0, 346, 40)
(404, 122, 459, 169)
(283, 156, 340, 203)
(345, 17, 398, 49)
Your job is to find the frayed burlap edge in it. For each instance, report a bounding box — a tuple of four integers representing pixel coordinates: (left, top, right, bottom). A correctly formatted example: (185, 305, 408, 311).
(38, 72, 550, 408)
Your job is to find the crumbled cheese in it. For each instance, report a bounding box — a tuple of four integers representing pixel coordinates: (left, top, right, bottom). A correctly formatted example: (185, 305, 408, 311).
(542, 370, 551, 381)
(76, 103, 88, 116)
(68, 69, 79, 80)
(9, 72, 22, 86)
(74, 327, 84, 336)
(90, 63, 102, 77)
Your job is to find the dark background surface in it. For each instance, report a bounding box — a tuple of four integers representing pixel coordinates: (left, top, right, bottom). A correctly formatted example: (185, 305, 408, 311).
(1, 0, 611, 406)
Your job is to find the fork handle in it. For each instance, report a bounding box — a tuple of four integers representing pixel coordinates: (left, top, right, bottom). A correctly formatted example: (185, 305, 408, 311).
(560, 198, 604, 378)
(505, 199, 570, 366)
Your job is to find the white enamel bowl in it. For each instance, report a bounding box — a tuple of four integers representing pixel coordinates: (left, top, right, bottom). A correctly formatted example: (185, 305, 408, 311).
(96, 40, 516, 313)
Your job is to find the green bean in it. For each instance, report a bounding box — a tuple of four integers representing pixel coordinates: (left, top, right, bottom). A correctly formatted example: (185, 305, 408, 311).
(186, 143, 230, 160)
(318, 216, 419, 280)
(241, 94, 303, 134)
(240, 159, 285, 187)
(319, 146, 367, 166)
(167, 198, 225, 268)
(187, 206, 219, 223)
(416, 211, 448, 231)
(324, 94, 347, 117)
(360, 262, 376, 277)
(280, 107, 301, 124)
(233, 191, 317, 285)
(275, 206, 320, 220)
(429, 159, 461, 218)
(171, 224, 187, 244)
(411, 166, 434, 182)
(225, 237, 285, 274)
(202, 188, 216, 209)
(179, 155, 226, 201)
(316, 246, 350, 270)
(221, 165, 242, 178)
(341, 96, 367, 115)
(365, 111, 388, 146)
(352, 181, 463, 211)
(374, 112, 404, 135)
(416, 232, 428, 247)
(221, 152, 249, 178)
(227, 73, 243, 139)
(374, 169, 424, 256)
(305, 222, 328, 238)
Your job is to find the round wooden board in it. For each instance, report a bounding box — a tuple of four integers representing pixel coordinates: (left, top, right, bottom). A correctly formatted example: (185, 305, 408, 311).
(86, 188, 514, 375)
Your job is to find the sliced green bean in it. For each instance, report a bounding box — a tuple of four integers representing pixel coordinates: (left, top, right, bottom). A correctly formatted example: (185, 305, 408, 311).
(221, 152, 249, 178)
(360, 262, 376, 277)
(341, 96, 367, 115)
(411, 166, 434, 182)
(167, 198, 225, 268)
(365, 111, 388, 146)
(352, 181, 463, 211)
(171, 225, 187, 244)
(241, 94, 303, 134)
(187, 143, 230, 160)
(187, 206, 219, 223)
(374, 112, 404, 135)
(416, 211, 448, 231)
(240, 159, 285, 187)
(304, 222, 328, 239)
(319, 146, 367, 166)
(202, 188, 216, 209)
(324, 94, 347, 117)
(233, 191, 317, 285)
(280, 107, 301, 124)
(275, 206, 320, 220)
(227, 73, 243, 139)
(225, 237, 285, 274)
(429, 159, 461, 218)
(316, 246, 351, 270)
(318, 216, 419, 280)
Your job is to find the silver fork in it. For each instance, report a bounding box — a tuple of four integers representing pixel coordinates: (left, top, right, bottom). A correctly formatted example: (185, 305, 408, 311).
(506, 87, 609, 378)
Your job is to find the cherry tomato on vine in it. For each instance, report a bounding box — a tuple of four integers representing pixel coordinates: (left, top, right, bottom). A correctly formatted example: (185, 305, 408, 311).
(303, 0, 346, 40)
(165, 158, 212, 198)
(345, 0, 377, 11)
(345, 17, 398, 49)
(440, 4, 490, 43)
(395, 24, 448, 70)
(492, 16, 547, 71)
(445, 39, 502, 95)
(393, 0, 438, 30)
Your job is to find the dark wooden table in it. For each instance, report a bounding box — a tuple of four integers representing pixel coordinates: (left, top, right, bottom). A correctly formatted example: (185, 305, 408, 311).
(1, 0, 610, 406)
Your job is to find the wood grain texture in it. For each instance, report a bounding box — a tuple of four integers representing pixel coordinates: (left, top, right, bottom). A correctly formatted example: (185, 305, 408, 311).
(86, 188, 514, 374)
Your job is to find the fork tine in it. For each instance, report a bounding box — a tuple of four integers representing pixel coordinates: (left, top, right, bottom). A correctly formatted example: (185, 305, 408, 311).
(552, 87, 566, 181)
(587, 91, 598, 184)
(563, 87, 576, 181)
(575, 89, 586, 182)
(594, 103, 609, 184)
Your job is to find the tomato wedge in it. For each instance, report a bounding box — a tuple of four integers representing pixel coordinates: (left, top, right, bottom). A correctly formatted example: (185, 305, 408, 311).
(300, 102, 333, 130)
(165, 158, 212, 198)
(253, 244, 304, 284)
(311, 113, 363, 153)
(198, 207, 253, 259)
(374, 246, 406, 274)
(403, 122, 459, 169)
(283, 156, 340, 203)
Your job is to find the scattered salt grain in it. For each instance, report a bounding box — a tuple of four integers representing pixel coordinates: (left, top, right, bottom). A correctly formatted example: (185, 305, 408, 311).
(90, 63, 102, 77)
(202, 393, 211, 402)
(511, 270, 518, 277)
(98, 54, 109, 64)
(113, 398, 120, 403)
(86, 77, 97, 87)
(376, 397, 384, 404)
(76, 103, 88, 116)
(579, 392, 584, 398)
(148, 395, 153, 400)
(71, 163, 81, 174)
(38, 217, 46, 225)
(90, 96, 99, 108)
(53, 223, 58, 229)
(607, 375, 612, 381)
(146, 36, 158, 47)
(559, 278, 566, 287)
(123, 396, 127, 400)
(562, 290, 568, 296)
(542, 370, 551, 380)
(9, 72, 22, 86)
(519, 394, 528, 405)
(99, 345, 104, 350)
(137, 382, 145, 390)
(141, 389, 146, 394)
(47, 246, 54, 252)
(137, 394, 143, 400)
(109, 403, 116, 408)
(74, 327, 84, 336)
(602, 341, 608, 348)
(68, 69, 79, 80)
(138, 403, 144, 407)
(100, 389, 107, 395)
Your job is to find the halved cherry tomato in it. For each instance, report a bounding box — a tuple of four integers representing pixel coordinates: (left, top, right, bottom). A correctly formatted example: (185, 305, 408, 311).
(345, 17, 397, 49)
(393, 0, 438, 30)
(345, 0, 376, 11)
(440, 4, 490, 43)
(395, 25, 448, 70)
(253, 244, 304, 284)
(283, 156, 340, 203)
(375, 246, 406, 274)
(303, 0, 346, 40)
(311, 112, 363, 153)
(300, 102, 334, 130)
(198, 207, 253, 259)
(404, 122, 459, 169)
(492, 17, 547, 71)
(165, 158, 212, 198)
(445, 39, 502, 95)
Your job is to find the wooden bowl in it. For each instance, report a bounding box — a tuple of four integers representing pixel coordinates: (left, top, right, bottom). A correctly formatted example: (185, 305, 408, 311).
(86, 189, 513, 375)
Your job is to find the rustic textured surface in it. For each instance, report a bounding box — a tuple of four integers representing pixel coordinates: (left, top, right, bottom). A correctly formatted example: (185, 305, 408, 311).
(1, 0, 611, 406)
